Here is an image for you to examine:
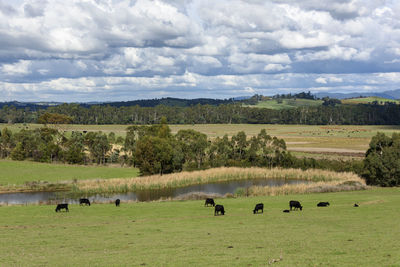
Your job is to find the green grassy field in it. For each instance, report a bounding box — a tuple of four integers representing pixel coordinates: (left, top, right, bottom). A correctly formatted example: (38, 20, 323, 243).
(244, 98, 323, 110)
(0, 160, 139, 185)
(0, 188, 399, 266)
(341, 97, 400, 105)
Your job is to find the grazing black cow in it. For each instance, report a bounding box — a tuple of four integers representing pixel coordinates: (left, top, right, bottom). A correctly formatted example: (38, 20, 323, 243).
(214, 204, 225, 216)
(79, 198, 91, 206)
(317, 202, 330, 207)
(283, 209, 290, 213)
(205, 198, 215, 207)
(115, 199, 120, 207)
(354, 203, 359, 207)
(55, 203, 69, 212)
(253, 203, 264, 214)
(289, 200, 303, 211)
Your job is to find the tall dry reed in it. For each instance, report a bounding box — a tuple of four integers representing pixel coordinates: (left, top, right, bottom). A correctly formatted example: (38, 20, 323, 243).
(246, 180, 367, 196)
(74, 167, 364, 194)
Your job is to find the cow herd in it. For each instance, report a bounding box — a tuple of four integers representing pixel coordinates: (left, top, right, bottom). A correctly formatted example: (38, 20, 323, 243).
(207, 199, 358, 216)
(208, 199, 309, 216)
(55, 198, 121, 212)
(55, 197, 358, 214)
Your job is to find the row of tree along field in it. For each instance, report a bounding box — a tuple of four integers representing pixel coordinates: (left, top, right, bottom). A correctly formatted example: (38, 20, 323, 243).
(2, 101, 400, 125)
(0, 119, 358, 173)
(1, 118, 398, 186)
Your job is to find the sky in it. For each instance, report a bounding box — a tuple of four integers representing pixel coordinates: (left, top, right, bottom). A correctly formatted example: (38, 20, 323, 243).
(1, 0, 400, 102)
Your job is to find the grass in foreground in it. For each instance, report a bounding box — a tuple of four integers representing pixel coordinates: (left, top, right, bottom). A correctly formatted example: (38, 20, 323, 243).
(0, 188, 399, 266)
(0, 160, 139, 186)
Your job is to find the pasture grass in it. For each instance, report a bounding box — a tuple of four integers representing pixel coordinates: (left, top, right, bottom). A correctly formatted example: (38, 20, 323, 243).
(0, 188, 399, 266)
(0, 160, 139, 187)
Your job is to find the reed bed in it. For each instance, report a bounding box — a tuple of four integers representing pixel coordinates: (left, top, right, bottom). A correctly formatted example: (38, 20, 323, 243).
(246, 180, 367, 196)
(74, 167, 364, 194)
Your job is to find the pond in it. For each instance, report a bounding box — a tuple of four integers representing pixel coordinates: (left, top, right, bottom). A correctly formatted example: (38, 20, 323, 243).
(0, 178, 309, 205)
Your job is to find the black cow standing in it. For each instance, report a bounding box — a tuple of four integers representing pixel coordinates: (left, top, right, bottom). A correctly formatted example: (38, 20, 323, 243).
(253, 203, 264, 214)
(79, 198, 91, 206)
(317, 202, 330, 207)
(55, 203, 69, 212)
(115, 199, 120, 207)
(205, 198, 215, 207)
(214, 204, 225, 216)
(289, 200, 303, 211)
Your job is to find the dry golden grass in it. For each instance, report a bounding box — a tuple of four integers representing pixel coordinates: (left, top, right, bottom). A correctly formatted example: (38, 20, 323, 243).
(248, 180, 367, 196)
(74, 167, 365, 195)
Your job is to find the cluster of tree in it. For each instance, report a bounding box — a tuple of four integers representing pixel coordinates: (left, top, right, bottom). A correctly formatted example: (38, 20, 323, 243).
(322, 97, 342, 106)
(241, 94, 271, 105)
(3, 100, 400, 125)
(37, 112, 73, 125)
(123, 119, 288, 175)
(362, 132, 400, 186)
(0, 127, 120, 164)
(272, 91, 316, 100)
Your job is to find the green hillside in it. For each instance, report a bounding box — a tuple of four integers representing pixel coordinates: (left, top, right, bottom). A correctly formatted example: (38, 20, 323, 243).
(244, 98, 323, 110)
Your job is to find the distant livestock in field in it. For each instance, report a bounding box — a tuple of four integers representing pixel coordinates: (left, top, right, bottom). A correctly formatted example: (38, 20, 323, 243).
(205, 198, 215, 207)
(354, 203, 359, 207)
(317, 202, 330, 207)
(115, 199, 120, 207)
(79, 198, 91, 206)
(289, 200, 303, 211)
(283, 209, 290, 213)
(55, 203, 69, 212)
(214, 204, 225, 216)
(253, 203, 264, 214)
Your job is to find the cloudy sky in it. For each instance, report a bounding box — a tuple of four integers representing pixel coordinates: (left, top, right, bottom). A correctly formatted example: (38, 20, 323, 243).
(1, 0, 400, 102)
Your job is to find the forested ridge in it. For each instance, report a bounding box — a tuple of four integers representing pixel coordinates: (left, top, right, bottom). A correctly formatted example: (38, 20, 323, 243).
(1, 101, 400, 125)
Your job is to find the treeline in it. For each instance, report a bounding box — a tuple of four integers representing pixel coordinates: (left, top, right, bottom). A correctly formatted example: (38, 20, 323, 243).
(0, 121, 364, 176)
(93, 97, 236, 108)
(0, 127, 122, 165)
(272, 91, 316, 100)
(2, 102, 400, 125)
(0, 122, 289, 174)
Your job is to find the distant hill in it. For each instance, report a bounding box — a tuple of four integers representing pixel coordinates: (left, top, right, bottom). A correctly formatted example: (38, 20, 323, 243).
(315, 89, 400, 100)
(0, 97, 238, 109)
(0, 101, 61, 110)
(95, 97, 236, 107)
(341, 97, 400, 105)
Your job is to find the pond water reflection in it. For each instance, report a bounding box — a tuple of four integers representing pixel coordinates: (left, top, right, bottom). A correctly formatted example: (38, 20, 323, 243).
(0, 178, 308, 205)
